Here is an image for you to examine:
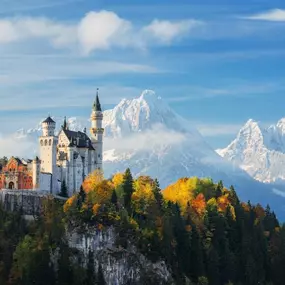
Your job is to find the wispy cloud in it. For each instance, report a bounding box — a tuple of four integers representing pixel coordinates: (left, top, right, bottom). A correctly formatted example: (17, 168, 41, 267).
(166, 81, 285, 102)
(0, 0, 83, 14)
(142, 19, 203, 44)
(243, 9, 285, 22)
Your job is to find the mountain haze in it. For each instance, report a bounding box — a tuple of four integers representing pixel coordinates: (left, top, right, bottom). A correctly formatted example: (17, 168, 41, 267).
(7, 90, 285, 219)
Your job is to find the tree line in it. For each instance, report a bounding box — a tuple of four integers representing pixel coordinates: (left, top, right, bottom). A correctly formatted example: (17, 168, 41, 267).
(0, 168, 285, 284)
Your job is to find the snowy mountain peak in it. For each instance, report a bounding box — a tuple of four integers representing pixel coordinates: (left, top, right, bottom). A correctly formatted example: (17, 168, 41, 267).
(139, 89, 157, 100)
(276, 118, 285, 134)
(103, 90, 190, 138)
(217, 117, 285, 185)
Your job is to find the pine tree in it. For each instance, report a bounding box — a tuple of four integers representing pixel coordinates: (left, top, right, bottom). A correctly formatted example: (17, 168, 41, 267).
(111, 190, 118, 206)
(59, 180, 68, 197)
(229, 185, 240, 205)
(122, 168, 134, 213)
(153, 178, 163, 209)
(77, 186, 86, 209)
(215, 180, 223, 198)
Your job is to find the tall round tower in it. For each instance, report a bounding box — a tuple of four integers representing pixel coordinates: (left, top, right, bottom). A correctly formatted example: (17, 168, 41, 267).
(39, 116, 58, 193)
(90, 89, 104, 170)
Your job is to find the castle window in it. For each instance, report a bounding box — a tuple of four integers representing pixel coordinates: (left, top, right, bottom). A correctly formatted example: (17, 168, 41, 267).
(49, 139, 52, 146)
(40, 140, 43, 146)
(44, 140, 48, 146)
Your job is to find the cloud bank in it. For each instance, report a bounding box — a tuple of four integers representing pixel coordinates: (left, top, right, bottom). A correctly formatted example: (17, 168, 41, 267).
(0, 134, 37, 158)
(0, 10, 202, 54)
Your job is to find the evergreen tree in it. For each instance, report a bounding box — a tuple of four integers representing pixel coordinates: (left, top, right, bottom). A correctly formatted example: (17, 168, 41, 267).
(122, 168, 134, 213)
(111, 190, 118, 206)
(153, 178, 164, 209)
(229, 185, 240, 205)
(77, 186, 86, 209)
(215, 180, 223, 198)
(59, 180, 68, 197)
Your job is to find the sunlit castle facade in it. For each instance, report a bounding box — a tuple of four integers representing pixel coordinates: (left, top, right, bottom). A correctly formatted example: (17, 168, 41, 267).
(20, 91, 103, 196)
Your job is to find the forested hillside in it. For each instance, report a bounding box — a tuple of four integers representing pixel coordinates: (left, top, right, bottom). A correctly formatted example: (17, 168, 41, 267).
(0, 169, 284, 284)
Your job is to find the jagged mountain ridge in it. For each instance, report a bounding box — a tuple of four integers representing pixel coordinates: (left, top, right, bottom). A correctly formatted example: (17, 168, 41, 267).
(217, 118, 285, 185)
(11, 90, 285, 219)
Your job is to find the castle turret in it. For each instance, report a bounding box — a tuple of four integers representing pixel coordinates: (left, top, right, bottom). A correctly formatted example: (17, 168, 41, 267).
(39, 116, 58, 194)
(42, 116, 56, 136)
(32, 156, 40, 189)
(90, 89, 104, 170)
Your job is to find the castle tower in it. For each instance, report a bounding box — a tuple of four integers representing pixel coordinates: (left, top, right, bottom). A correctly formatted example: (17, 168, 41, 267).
(39, 116, 58, 193)
(90, 89, 104, 170)
(32, 156, 40, 189)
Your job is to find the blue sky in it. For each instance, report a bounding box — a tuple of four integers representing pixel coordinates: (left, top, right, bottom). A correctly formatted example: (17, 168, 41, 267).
(0, 0, 285, 149)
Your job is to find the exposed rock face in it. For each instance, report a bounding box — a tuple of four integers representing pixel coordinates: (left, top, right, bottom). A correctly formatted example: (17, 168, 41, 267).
(69, 228, 174, 285)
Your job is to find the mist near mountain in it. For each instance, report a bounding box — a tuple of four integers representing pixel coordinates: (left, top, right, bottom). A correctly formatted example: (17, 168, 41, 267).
(3, 90, 285, 219)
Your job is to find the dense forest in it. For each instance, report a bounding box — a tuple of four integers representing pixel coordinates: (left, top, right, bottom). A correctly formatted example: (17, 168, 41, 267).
(0, 168, 285, 284)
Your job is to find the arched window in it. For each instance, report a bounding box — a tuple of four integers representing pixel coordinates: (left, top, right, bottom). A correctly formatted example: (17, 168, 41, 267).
(40, 140, 43, 146)
(49, 139, 52, 146)
(44, 139, 47, 146)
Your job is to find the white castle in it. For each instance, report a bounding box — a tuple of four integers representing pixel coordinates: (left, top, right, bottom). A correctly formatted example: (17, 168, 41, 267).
(32, 91, 104, 196)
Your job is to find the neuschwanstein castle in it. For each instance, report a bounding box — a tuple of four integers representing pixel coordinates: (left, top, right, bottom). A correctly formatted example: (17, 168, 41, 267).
(0, 92, 103, 196)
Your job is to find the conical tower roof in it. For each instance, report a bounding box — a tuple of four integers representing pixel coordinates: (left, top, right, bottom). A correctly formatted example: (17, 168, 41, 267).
(93, 88, 102, 112)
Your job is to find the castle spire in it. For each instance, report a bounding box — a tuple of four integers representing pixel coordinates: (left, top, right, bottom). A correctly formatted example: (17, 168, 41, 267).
(62, 116, 68, 130)
(93, 88, 102, 112)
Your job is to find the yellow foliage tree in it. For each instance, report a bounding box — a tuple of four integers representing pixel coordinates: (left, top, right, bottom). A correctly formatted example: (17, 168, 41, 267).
(82, 169, 104, 193)
(163, 177, 199, 212)
(131, 176, 156, 215)
(111, 173, 124, 188)
(87, 180, 114, 205)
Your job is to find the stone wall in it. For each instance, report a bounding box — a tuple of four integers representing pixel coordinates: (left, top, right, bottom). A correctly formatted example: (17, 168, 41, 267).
(0, 189, 65, 215)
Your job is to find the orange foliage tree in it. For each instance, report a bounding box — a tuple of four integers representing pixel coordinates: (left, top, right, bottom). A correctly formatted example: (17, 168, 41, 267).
(82, 169, 104, 193)
(191, 193, 206, 217)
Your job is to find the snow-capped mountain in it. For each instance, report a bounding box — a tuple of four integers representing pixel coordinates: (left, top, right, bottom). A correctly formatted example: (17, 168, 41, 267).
(217, 119, 285, 185)
(102, 91, 285, 220)
(8, 90, 285, 219)
(102, 90, 248, 187)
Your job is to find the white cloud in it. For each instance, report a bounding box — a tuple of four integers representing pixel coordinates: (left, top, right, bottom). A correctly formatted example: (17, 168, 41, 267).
(104, 124, 186, 152)
(0, 134, 37, 158)
(142, 19, 203, 43)
(243, 9, 285, 22)
(0, 10, 201, 54)
(0, 17, 76, 46)
(77, 11, 134, 54)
